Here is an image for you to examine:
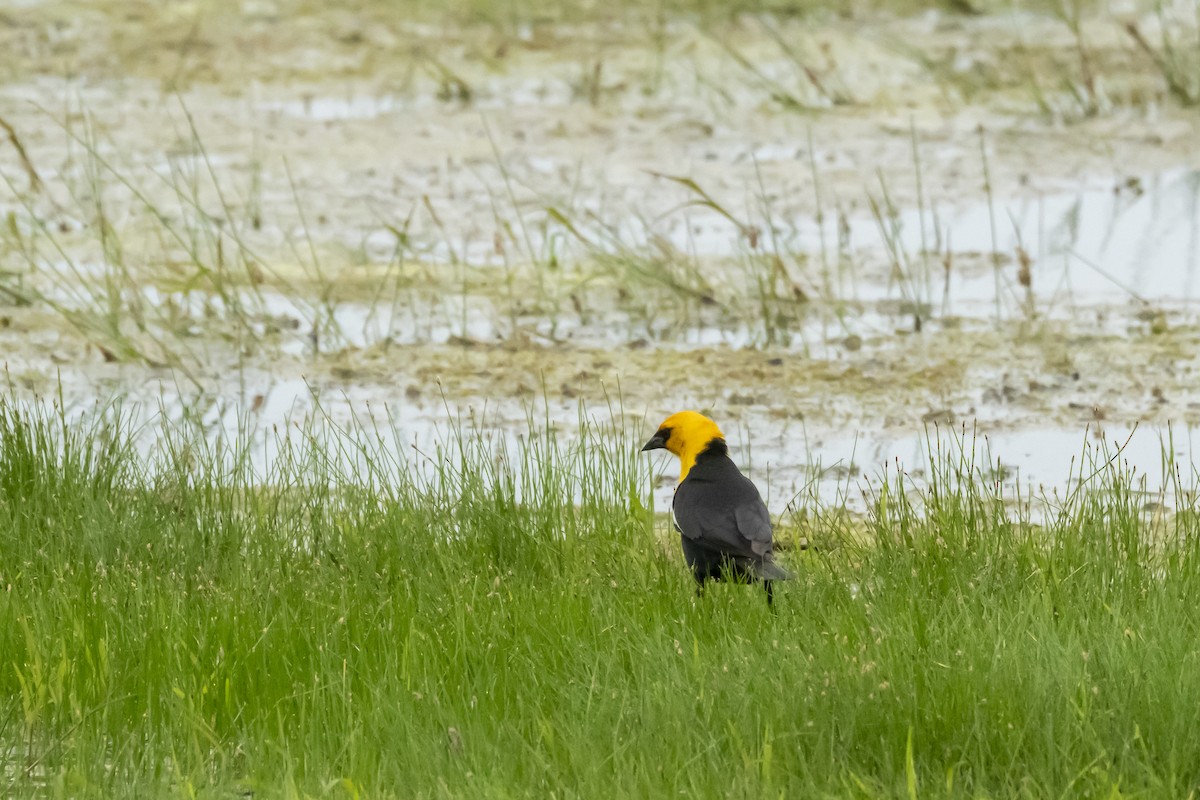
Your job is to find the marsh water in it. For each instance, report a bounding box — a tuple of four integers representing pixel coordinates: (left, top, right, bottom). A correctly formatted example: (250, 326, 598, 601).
(2, 4, 1200, 516)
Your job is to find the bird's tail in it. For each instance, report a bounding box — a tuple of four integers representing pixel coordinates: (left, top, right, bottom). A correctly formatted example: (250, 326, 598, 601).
(758, 559, 794, 581)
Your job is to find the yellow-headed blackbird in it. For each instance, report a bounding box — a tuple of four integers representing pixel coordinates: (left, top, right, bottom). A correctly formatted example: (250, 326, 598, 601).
(642, 411, 792, 604)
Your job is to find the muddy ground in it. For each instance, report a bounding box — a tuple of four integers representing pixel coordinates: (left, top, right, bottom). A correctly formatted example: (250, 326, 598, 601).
(2, 1, 1200, 512)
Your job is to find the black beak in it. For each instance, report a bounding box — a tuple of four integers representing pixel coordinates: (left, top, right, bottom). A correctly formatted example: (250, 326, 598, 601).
(641, 429, 669, 452)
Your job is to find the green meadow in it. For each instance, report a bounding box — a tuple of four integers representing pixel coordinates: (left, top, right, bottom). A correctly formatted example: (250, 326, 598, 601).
(3, 398, 1199, 798)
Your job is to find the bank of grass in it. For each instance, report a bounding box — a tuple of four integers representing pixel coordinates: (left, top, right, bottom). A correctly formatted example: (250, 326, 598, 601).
(2, 397, 1200, 798)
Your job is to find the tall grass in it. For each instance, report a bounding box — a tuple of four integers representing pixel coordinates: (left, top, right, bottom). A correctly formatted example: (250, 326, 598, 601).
(3, 396, 1200, 797)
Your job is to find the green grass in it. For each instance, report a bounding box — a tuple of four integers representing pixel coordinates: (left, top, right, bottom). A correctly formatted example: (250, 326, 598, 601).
(3, 397, 1200, 798)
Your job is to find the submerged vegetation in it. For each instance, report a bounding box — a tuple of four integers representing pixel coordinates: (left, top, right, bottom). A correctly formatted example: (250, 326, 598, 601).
(3, 398, 1200, 796)
(2, 0, 1199, 370)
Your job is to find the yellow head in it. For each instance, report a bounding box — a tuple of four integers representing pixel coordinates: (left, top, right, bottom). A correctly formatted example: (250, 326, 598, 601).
(641, 411, 726, 482)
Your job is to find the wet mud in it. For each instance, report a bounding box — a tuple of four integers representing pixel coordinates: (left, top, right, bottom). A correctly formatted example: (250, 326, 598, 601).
(2, 1, 1200, 512)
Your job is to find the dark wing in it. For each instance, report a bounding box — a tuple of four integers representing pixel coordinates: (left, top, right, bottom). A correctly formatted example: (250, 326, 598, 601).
(734, 500, 775, 558)
(673, 472, 774, 560)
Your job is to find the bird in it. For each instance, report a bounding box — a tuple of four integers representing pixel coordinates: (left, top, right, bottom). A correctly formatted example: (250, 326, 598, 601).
(641, 411, 792, 605)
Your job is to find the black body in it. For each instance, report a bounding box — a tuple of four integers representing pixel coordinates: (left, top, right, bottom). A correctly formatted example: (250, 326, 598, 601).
(671, 441, 791, 601)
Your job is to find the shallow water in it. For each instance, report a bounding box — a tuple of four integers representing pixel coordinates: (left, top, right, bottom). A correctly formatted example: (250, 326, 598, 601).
(4, 4, 1200, 522)
(45, 365, 1192, 520)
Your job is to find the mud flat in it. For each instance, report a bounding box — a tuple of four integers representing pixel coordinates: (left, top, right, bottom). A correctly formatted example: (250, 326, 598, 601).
(2, 1, 1200, 511)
